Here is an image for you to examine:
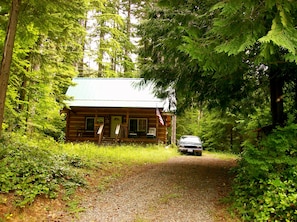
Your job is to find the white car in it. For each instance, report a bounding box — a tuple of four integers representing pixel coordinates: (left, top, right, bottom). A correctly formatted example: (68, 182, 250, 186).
(178, 135, 203, 156)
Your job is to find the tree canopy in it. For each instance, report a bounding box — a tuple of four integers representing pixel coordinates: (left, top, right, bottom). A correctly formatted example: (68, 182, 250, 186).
(0, 0, 145, 136)
(138, 0, 297, 128)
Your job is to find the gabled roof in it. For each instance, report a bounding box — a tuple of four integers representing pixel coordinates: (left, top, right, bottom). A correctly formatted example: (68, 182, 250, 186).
(65, 78, 165, 108)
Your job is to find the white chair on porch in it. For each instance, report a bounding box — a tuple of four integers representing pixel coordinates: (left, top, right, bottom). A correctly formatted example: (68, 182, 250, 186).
(146, 127, 156, 138)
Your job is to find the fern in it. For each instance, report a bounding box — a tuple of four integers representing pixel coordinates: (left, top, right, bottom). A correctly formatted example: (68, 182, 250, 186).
(230, 123, 297, 220)
(259, 16, 297, 55)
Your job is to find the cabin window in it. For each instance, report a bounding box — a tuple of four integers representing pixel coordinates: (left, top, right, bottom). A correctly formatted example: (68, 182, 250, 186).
(85, 117, 95, 131)
(129, 118, 147, 132)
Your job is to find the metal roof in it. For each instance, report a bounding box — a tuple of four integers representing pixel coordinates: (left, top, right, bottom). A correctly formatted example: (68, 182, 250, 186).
(65, 78, 166, 108)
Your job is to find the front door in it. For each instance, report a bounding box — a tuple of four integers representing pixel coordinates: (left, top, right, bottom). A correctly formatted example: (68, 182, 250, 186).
(110, 116, 122, 138)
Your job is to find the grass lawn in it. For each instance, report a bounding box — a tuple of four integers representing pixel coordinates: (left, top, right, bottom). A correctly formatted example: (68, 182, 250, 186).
(57, 142, 179, 167)
(0, 135, 238, 221)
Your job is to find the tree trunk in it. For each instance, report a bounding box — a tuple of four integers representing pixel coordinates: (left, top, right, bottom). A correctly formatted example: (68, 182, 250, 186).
(230, 126, 233, 150)
(78, 19, 87, 77)
(124, 0, 131, 73)
(295, 78, 297, 122)
(98, 20, 105, 77)
(269, 67, 285, 127)
(0, 0, 21, 136)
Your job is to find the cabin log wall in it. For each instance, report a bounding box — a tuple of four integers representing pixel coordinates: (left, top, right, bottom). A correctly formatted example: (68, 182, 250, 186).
(65, 107, 168, 144)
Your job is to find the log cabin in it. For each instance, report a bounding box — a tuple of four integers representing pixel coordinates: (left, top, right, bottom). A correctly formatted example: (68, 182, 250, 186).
(62, 78, 176, 144)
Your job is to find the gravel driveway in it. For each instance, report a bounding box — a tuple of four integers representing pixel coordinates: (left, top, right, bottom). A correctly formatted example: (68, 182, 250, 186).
(76, 155, 237, 222)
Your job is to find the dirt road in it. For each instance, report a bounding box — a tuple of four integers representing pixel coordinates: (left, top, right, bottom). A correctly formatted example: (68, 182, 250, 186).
(76, 155, 237, 222)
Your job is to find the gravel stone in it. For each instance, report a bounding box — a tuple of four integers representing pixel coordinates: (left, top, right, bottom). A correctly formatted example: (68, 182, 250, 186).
(75, 155, 236, 222)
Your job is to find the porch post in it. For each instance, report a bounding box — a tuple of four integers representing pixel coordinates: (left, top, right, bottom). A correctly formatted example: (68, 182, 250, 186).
(125, 110, 129, 138)
(155, 113, 159, 140)
(171, 115, 176, 145)
(65, 109, 70, 141)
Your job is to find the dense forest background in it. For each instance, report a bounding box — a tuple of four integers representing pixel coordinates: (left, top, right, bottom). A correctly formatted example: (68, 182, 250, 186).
(1, 1, 297, 220)
(0, 0, 145, 139)
(1, 0, 297, 153)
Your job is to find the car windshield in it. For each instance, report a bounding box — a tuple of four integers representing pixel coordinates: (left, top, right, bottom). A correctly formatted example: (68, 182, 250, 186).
(180, 136, 201, 143)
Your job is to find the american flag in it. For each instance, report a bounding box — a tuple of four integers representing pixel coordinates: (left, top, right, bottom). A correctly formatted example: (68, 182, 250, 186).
(156, 108, 164, 125)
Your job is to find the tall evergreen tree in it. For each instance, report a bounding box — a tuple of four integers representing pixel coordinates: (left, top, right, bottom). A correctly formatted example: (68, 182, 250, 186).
(138, 0, 221, 112)
(0, 0, 88, 135)
(138, 0, 297, 128)
(180, 0, 297, 127)
(83, 0, 138, 77)
(0, 0, 20, 135)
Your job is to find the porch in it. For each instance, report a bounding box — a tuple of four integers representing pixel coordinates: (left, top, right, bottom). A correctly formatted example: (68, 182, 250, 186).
(64, 107, 170, 145)
(70, 124, 159, 144)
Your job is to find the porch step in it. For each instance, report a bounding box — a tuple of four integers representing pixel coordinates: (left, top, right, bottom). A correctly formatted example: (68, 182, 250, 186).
(100, 137, 116, 145)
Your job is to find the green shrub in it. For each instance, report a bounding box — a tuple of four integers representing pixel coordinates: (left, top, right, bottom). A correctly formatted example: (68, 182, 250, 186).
(230, 123, 297, 221)
(0, 134, 85, 207)
(0, 134, 177, 208)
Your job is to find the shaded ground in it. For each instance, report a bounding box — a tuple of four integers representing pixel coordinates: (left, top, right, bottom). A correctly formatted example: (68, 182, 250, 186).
(75, 154, 238, 222)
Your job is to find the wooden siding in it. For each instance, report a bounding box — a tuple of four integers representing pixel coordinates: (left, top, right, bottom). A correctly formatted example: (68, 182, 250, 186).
(64, 107, 169, 144)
